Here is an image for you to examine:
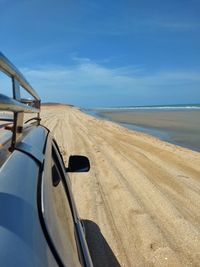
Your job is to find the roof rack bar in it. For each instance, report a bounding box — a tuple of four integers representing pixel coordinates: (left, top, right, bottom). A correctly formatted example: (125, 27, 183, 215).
(12, 77, 21, 100)
(0, 94, 40, 113)
(10, 112, 24, 151)
(0, 52, 40, 101)
(0, 52, 41, 151)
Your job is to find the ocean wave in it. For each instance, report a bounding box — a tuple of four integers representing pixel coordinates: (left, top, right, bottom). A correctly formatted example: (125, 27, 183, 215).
(94, 105, 200, 110)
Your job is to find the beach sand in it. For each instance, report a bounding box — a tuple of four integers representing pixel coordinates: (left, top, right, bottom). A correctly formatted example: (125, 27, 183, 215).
(41, 105, 200, 267)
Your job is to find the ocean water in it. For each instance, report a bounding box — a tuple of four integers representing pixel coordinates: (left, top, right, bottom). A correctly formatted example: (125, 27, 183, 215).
(87, 103, 200, 111)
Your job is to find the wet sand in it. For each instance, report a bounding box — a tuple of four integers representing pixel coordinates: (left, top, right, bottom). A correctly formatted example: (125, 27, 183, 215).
(92, 109, 200, 152)
(41, 105, 200, 267)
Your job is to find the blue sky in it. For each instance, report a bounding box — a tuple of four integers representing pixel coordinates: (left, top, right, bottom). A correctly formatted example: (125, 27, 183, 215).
(0, 0, 200, 107)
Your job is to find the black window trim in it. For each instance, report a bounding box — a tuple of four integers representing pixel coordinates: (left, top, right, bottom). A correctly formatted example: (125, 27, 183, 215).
(52, 140, 80, 223)
(51, 141, 87, 266)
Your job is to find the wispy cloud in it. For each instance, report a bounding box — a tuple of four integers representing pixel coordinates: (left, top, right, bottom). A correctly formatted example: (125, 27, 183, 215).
(150, 18, 200, 32)
(1, 57, 199, 106)
(18, 58, 200, 107)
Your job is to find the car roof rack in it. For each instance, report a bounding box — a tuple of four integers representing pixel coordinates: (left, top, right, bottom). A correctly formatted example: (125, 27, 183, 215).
(0, 52, 41, 150)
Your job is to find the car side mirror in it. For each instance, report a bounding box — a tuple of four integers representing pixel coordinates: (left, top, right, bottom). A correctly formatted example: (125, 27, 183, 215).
(66, 155, 90, 172)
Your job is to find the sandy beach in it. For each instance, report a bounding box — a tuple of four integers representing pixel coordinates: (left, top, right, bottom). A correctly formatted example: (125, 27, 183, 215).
(41, 105, 200, 267)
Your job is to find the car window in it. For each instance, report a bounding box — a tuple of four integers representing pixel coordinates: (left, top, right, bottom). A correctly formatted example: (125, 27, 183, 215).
(42, 144, 81, 267)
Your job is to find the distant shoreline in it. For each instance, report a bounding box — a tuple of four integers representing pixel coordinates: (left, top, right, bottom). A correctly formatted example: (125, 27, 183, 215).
(41, 102, 74, 107)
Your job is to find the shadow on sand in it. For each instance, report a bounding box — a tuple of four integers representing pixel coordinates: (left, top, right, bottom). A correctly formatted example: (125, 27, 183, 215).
(82, 219, 121, 267)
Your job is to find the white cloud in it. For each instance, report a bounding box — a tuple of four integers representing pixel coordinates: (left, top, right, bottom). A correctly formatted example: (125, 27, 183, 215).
(1, 57, 199, 106)
(18, 59, 200, 107)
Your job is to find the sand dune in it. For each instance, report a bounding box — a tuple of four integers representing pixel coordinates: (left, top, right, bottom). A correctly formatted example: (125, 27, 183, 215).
(41, 105, 200, 267)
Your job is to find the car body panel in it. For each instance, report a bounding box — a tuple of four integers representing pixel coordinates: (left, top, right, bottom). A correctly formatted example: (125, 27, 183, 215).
(0, 149, 58, 266)
(0, 125, 93, 266)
